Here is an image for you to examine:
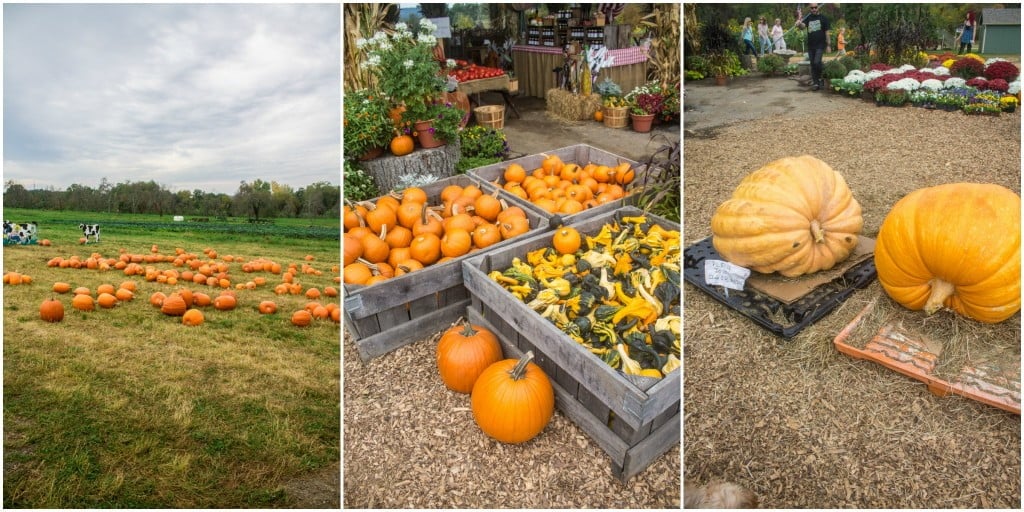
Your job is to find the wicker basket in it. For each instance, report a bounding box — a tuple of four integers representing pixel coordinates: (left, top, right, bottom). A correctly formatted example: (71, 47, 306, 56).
(602, 106, 629, 129)
(474, 105, 505, 129)
(508, 79, 519, 94)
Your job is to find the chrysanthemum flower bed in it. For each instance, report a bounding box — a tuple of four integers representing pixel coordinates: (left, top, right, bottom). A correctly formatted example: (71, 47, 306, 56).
(830, 57, 1020, 114)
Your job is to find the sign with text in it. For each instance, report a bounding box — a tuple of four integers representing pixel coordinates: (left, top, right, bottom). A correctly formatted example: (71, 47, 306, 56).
(704, 259, 750, 292)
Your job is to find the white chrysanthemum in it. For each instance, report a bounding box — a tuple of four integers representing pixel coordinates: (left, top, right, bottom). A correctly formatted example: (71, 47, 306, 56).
(984, 57, 1008, 66)
(395, 22, 408, 31)
(403, 59, 414, 68)
(377, 40, 391, 51)
(865, 70, 884, 80)
(420, 19, 436, 32)
(883, 67, 904, 75)
(372, 31, 387, 43)
(899, 64, 917, 72)
(887, 78, 920, 91)
(446, 58, 456, 68)
(918, 67, 935, 74)
(943, 77, 966, 89)
(1009, 80, 1021, 95)
(920, 79, 943, 91)
(932, 66, 950, 76)
(844, 70, 867, 84)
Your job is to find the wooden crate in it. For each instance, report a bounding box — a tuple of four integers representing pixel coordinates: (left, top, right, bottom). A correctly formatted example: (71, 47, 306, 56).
(468, 144, 649, 225)
(343, 175, 549, 362)
(460, 206, 680, 480)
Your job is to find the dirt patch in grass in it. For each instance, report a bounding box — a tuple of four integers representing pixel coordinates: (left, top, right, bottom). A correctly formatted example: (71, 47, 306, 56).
(280, 463, 339, 508)
(683, 98, 1021, 507)
(342, 330, 680, 508)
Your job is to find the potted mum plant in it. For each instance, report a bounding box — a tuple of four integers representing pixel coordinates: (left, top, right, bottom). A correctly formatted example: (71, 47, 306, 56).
(358, 20, 450, 149)
(343, 89, 394, 161)
(625, 82, 665, 133)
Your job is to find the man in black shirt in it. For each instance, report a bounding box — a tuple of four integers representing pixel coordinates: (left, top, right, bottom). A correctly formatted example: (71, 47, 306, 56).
(796, 3, 831, 90)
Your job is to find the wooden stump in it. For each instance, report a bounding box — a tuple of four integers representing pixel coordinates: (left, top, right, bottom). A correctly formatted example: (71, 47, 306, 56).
(362, 139, 461, 193)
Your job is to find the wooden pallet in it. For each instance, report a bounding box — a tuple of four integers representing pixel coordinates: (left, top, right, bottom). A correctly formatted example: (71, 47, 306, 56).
(460, 206, 680, 480)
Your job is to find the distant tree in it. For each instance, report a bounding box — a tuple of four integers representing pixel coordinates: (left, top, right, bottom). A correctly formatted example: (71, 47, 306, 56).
(234, 179, 274, 220)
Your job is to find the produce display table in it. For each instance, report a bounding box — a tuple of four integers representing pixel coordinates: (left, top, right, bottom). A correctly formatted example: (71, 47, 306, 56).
(456, 75, 521, 119)
(511, 44, 649, 99)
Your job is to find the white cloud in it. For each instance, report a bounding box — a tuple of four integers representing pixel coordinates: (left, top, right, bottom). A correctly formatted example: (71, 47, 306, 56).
(3, 3, 340, 195)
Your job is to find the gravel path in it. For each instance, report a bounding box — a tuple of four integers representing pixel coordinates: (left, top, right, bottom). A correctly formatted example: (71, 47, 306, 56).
(683, 93, 1021, 507)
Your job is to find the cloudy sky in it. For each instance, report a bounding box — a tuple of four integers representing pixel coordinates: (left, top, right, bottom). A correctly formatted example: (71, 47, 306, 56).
(3, 3, 340, 195)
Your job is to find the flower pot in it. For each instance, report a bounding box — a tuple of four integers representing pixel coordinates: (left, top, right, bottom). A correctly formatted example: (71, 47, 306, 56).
(358, 146, 385, 161)
(714, 74, 728, 86)
(630, 113, 655, 133)
(414, 120, 444, 149)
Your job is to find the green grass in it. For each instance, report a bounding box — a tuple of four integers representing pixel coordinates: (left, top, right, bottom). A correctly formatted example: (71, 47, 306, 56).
(3, 208, 340, 507)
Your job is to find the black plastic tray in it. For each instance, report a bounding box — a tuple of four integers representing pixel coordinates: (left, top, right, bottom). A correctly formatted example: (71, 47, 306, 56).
(684, 236, 877, 339)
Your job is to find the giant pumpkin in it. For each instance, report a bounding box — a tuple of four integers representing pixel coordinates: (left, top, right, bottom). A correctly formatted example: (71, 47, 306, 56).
(874, 183, 1020, 323)
(711, 155, 863, 277)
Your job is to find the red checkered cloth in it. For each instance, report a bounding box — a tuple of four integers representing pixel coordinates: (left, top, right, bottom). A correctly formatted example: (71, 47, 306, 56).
(512, 44, 649, 66)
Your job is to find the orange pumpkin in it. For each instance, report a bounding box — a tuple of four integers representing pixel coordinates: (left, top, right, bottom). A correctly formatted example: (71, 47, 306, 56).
(436, 322, 503, 394)
(472, 224, 502, 249)
(440, 229, 473, 258)
(471, 350, 554, 444)
(552, 227, 582, 255)
(72, 294, 95, 311)
(258, 301, 278, 315)
(161, 294, 188, 316)
(182, 308, 204, 326)
(409, 233, 442, 265)
(291, 310, 313, 327)
(40, 298, 65, 323)
(390, 134, 415, 156)
(52, 282, 72, 294)
(213, 295, 237, 311)
(97, 293, 118, 309)
(594, 110, 604, 122)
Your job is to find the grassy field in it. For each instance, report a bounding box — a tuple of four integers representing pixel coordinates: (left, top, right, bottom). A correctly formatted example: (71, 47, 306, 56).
(3, 208, 340, 507)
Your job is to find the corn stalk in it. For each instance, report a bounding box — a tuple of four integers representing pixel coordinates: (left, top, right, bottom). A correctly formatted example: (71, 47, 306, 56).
(344, 3, 392, 92)
(640, 4, 681, 90)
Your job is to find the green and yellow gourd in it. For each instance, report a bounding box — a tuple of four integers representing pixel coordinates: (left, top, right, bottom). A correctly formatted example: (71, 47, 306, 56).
(711, 155, 864, 277)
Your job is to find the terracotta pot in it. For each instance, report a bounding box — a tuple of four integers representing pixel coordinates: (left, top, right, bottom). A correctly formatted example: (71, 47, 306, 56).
(358, 146, 385, 161)
(414, 120, 444, 149)
(630, 113, 655, 133)
(714, 74, 728, 86)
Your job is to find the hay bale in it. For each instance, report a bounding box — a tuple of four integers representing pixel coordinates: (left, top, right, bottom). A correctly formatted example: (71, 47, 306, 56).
(545, 89, 602, 122)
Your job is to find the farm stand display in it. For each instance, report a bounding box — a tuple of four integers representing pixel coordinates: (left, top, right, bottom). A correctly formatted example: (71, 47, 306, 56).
(343, 174, 549, 362)
(469, 144, 648, 225)
(462, 206, 679, 481)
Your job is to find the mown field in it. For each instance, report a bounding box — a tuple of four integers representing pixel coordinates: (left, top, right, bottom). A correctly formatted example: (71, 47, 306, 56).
(3, 208, 341, 507)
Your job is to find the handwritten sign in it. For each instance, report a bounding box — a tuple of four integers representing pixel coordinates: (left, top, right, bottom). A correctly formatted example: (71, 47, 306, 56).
(705, 259, 750, 294)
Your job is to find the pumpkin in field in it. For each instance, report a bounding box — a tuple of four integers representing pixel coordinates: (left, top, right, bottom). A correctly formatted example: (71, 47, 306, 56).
(436, 322, 503, 394)
(874, 183, 1021, 323)
(471, 351, 554, 444)
(40, 298, 65, 323)
(52, 282, 72, 294)
(258, 301, 277, 315)
(213, 294, 237, 311)
(161, 293, 188, 316)
(72, 294, 95, 312)
(182, 309, 204, 326)
(711, 155, 863, 277)
(390, 134, 415, 156)
(97, 293, 118, 309)
(291, 310, 313, 327)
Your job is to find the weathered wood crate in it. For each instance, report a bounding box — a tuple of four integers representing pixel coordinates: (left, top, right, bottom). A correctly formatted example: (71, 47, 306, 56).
(344, 174, 549, 362)
(468, 144, 651, 225)
(461, 206, 680, 481)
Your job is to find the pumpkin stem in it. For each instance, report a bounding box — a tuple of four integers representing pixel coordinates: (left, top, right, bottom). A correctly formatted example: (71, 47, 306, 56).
(509, 351, 535, 381)
(459, 321, 478, 337)
(810, 219, 825, 243)
(925, 278, 956, 315)
(419, 202, 429, 225)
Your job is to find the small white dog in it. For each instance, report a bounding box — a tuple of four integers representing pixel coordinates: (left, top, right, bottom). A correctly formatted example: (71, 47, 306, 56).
(684, 480, 758, 508)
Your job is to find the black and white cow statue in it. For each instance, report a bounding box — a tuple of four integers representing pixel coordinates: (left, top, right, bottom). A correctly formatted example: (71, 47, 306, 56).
(79, 223, 101, 243)
(3, 220, 38, 245)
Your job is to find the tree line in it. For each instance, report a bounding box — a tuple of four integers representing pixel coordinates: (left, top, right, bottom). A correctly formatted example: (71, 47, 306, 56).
(3, 178, 340, 220)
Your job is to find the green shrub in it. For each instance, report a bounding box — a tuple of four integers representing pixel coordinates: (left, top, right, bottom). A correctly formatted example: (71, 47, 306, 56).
(823, 59, 847, 80)
(757, 54, 786, 76)
(343, 160, 379, 202)
(839, 55, 860, 73)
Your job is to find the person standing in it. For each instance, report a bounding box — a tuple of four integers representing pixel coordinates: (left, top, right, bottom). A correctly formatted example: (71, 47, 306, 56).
(741, 17, 757, 56)
(957, 13, 975, 54)
(757, 17, 771, 56)
(796, 3, 831, 90)
(771, 18, 786, 51)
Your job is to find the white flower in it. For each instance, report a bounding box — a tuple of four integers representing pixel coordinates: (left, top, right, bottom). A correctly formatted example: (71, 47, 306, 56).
(943, 77, 966, 89)
(984, 57, 1008, 66)
(395, 22, 408, 31)
(844, 70, 867, 85)
(918, 67, 935, 74)
(372, 31, 387, 43)
(933, 66, 950, 76)
(356, 38, 368, 49)
(418, 33, 436, 46)
(921, 79, 944, 91)
(420, 19, 436, 33)
(1009, 80, 1021, 95)
(865, 70, 884, 81)
(446, 58, 456, 68)
(898, 64, 917, 72)
(403, 59, 414, 69)
(883, 67, 904, 75)
(377, 39, 391, 51)
(887, 78, 920, 91)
